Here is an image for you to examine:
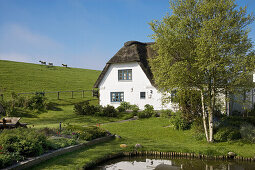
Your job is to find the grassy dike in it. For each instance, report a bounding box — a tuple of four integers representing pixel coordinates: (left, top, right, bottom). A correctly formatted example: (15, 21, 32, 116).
(30, 118, 255, 169)
(0, 60, 100, 102)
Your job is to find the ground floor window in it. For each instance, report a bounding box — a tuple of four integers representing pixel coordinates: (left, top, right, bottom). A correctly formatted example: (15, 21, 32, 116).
(111, 92, 124, 102)
(140, 92, 146, 99)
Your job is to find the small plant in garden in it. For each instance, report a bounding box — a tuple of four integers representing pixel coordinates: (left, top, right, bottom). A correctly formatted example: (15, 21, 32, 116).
(214, 127, 241, 142)
(117, 105, 125, 112)
(169, 111, 191, 130)
(101, 105, 117, 117)
(130, 104, 139, 116)
(120, 102, 131, 110)
(240, 123, 255, 143)
(63, 124, 108, 141)
(0, 128, 50, 164)
(160, 109, 172, 118)
(27, 93, 47, 111)
(138, 104, 154, 118)
(73, 101, 96, 115)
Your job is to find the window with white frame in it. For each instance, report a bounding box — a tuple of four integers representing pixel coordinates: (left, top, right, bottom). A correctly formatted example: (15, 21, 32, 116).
(118, 69, 132, 80)
(111, 92, 124, 102)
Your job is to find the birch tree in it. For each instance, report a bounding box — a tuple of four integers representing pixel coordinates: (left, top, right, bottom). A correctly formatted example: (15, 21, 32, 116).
(149, 0, 255, 142)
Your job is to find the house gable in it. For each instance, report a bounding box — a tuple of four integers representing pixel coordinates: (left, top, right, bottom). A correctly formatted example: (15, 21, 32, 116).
(94, 41, 156, 88)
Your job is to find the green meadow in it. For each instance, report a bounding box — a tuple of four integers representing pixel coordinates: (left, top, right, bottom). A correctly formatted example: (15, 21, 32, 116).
(0, 60, 100, 102)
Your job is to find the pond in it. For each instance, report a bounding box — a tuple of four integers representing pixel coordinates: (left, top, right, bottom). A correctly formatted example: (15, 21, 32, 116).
(92, 156, 255, 170)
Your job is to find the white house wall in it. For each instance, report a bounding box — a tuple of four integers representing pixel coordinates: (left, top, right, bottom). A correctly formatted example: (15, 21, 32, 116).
(98, 62, 176, 110)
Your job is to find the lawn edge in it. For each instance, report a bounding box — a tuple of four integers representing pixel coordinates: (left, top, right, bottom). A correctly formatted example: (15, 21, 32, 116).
(4, 135, 115, 170)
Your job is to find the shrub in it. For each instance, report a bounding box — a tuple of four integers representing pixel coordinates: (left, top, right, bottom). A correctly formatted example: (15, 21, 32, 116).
(170, 111, 191, 130)
(64, 125, 107, 141)
(73, 102, 84, 115)
(120, 102, 131, 110)
(27, 93, 47, 111)
(38, 127, 58, 137)
(240, 123, 255, 143)
(138, 104, 154, 118)
(102, 105, 117, 117)
(47, 138, 77, 150)
(117, 105, 126, 112)
(94, 105, 103, 115)
(160, 109, 172, 118)
(191, 117, 204, 133)
(0, 128, 49, 157)
(0, 153, 22, 169)
(214, 127, 241, 142)
(130, 105, 139, 116)
(73, 101, 96, 115)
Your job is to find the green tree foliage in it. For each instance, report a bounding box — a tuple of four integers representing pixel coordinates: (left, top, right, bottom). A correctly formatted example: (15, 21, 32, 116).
(150, 0, 255, 142)
(172, 89, 202, 119)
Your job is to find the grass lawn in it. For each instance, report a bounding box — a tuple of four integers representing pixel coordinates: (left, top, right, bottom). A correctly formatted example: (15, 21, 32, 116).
(0, 60, 100, 102)
(20, 104, 133, 129)
(30, 117, 255, 170)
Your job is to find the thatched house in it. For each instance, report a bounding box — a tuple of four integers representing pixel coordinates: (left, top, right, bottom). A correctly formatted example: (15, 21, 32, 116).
(94, 41, 177, 110)
(94, 40, 255, 113)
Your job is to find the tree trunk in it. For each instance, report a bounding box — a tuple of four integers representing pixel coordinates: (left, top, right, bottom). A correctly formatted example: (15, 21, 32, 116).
(208, 89, 214, 142)
(201, 90, 209, 142)
(208, 105, 214, 142)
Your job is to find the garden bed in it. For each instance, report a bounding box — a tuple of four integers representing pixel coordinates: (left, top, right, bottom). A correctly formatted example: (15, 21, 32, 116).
(5, 135, 115, 170)
(0, 125, 111, 169)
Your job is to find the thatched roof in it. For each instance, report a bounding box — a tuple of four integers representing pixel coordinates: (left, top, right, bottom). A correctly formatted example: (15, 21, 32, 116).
(94, 41, 156, 88)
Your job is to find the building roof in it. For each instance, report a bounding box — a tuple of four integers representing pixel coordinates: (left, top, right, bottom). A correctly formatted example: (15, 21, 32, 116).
(93, 41, 156, 88)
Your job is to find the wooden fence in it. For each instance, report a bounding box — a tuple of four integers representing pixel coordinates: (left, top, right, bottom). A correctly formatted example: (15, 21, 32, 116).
(0, 90, 98, 100)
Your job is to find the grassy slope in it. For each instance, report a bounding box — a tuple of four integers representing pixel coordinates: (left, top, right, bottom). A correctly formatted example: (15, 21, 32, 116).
(0, 60, 105, 127)
(31, 118, 255, 170)
(0, 60, 100, 101)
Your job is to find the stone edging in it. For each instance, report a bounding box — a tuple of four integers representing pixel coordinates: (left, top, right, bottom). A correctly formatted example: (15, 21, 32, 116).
(83, 151, 255, 169)
(121, 151, 255, 161)
(4, 135, 115, 170)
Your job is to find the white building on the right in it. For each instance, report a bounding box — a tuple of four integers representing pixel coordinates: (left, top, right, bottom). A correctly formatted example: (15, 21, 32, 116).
(226, 74, 255, 115)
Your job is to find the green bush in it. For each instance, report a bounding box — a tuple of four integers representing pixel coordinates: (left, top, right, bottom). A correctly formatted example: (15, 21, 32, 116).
(191, 117, 204, 133)
(120, 102, 131, 110)
(101, 105, 117, 117)
(191, 118, 206, 140)
(214, 127, 241, 142)
(38, 127, 58, 137)
(240, 123, 255, 143)
(130, 105, 139, 116)
(64, 125, 107, 141)
(0, 128, 49, 157)
(138, 104, 155, 118)
(170, 111, 191, 130)
(0, 152, 22, 169)
(117, 105, 126, 112)
(73, 101, 97, 115)
(47, 138, 77, 150)
(160, 109, 172, 118)
(27, 93, 47, 111)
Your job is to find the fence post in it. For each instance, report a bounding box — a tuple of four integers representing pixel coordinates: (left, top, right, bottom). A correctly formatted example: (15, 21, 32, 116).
(82, 90, 84, 98)
(57, 92, 60, 100)
(71, 91, 74, 98)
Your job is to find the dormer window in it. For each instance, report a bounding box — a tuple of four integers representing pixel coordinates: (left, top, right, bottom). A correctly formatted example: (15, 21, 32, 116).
(118, 69, 132, 80)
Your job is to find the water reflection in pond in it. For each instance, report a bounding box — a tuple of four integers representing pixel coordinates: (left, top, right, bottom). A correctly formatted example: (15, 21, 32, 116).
(92, 156, 255, 170)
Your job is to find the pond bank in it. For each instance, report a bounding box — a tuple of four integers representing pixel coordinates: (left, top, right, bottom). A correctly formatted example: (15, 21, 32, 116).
(83, 150, 255, 169)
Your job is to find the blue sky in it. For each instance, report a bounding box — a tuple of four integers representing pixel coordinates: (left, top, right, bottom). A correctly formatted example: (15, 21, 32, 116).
(0, 0, 254, 70)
